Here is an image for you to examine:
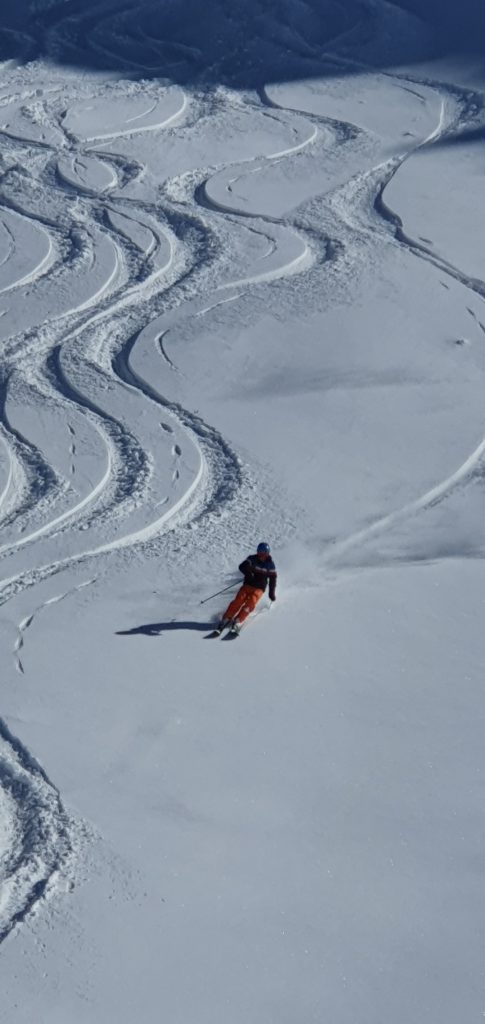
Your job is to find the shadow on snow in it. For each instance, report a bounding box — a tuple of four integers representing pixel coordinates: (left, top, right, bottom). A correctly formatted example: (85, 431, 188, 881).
(116, 620, 212, 636)
(1, 0, 484, 96)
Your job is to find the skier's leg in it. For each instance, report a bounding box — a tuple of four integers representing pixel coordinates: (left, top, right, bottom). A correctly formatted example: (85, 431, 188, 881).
(234, 588, 264, 624)
(222, 586, 249, 623)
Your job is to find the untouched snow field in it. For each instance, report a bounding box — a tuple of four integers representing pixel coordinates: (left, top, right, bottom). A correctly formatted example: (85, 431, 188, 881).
(1, 1, 485, 1020)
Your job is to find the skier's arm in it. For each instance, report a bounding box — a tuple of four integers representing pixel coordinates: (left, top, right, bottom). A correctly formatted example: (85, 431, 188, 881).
(268, 568, 277, 601)
(239, 558, 256, 583)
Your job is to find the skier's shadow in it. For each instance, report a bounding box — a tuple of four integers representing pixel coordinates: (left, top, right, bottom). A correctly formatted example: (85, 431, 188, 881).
(116, 620, 212, 637)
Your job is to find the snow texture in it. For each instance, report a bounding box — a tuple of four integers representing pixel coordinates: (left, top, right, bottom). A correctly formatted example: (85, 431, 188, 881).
(1, 1, 485, 1021)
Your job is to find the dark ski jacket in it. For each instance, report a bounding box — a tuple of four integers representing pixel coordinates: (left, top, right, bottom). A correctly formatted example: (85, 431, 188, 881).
(239, 554, 277, 599)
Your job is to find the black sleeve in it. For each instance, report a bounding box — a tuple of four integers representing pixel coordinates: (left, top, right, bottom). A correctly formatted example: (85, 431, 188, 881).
(268, 567, 277, 599)
(239, 558, 252, 577)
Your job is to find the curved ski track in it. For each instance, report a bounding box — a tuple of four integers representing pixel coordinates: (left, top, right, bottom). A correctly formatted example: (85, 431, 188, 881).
(1, 0, 485, 948)
(0, 4, 346, 944)
(0, 714, 76, 945)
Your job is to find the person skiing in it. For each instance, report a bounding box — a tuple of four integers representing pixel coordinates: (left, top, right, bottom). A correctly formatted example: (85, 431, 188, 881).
(215, 542, 277, 636)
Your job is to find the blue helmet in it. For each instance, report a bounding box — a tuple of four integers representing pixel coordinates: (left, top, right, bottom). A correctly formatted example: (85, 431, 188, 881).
(257, 542, 270, 554)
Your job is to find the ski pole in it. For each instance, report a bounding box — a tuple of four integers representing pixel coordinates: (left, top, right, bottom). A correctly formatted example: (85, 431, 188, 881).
(200, 582, 237, 605)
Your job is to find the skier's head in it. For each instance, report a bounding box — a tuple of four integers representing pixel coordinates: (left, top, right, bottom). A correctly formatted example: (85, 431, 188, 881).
(257, 541, 270, 560)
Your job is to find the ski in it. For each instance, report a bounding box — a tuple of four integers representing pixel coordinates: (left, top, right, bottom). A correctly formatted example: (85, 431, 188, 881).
(222, 627, 240, 640)
(223, 620, 241, 639)
(204, 619, 233, 639)
(222, 604, 270, 638)
(204, 619, 239, 639)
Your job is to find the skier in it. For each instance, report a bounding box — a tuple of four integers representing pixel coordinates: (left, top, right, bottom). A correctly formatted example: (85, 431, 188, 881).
(215, 542, 277, 636)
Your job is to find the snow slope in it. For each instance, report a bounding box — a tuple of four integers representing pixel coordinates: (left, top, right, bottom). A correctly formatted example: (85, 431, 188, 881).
(1, 1, 485, 1021)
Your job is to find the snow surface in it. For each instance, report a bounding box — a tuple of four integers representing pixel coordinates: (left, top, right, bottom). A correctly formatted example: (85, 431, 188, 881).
(1, 1, 485, 1021)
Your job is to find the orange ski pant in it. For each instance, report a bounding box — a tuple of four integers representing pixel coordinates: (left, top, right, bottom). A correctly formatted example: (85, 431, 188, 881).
(223, 585, 264, 624)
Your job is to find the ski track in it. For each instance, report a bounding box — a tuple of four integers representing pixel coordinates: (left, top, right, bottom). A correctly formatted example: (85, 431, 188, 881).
(1, 0, 485, 947)
(325, 431, 485, 568)
(318, 76, 485, 566)
(0, 714, 75, 945)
